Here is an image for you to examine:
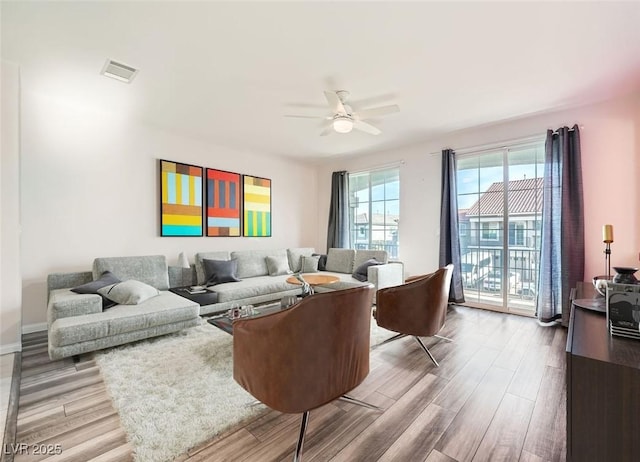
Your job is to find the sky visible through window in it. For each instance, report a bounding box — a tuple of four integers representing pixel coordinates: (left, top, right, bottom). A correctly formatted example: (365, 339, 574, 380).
(351, 171, 399, 216)
(457, 146, 544, 210)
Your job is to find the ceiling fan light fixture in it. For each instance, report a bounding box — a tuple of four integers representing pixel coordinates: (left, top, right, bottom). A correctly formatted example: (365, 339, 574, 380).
(285, 90, 398, 136)
(333, 117, 353, 133)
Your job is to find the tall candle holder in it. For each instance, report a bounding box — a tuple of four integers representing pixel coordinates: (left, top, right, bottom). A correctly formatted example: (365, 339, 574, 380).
(603, 224, 614, 279)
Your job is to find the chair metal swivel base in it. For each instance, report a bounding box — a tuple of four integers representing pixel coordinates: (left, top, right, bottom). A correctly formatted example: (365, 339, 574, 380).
(293, 395, 382, 462)
(377, 332, 452, 367)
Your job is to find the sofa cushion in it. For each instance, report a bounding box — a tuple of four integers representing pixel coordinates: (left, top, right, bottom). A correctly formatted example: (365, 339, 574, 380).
(266, 255, 292, 276)
(98, 280, 161, 305)
(352, 258, 382, 282)
(231, 249, 287, 279)
(48, 289, 103, 325)
(168, 266, 195, 288)
(48, 271, 93, 295)
(301, 255, 320, 273)
(195, 251, 231, 285)
(49, 291, 199, 348)
(71, 271, 121, 309)
(212, 275, 298, 303)
(325, 248, 356, 274)
(93, 256, 170, 290)
(287, 247, 315, 273)
(203, 259, 241, 286)
(354, 250, 389, 268)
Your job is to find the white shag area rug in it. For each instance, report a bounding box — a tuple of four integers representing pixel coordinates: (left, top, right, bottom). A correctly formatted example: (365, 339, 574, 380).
(95, 319, 397, 462)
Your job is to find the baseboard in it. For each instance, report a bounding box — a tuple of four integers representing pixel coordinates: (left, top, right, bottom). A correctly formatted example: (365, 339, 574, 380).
(22, 322, 47, 334)
(0, 343, 21, 355)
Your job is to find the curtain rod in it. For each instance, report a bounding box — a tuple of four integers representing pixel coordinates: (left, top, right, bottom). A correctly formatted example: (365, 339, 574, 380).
(551, 124, 583, 134)
(348, 160, 405, 175)
(429, 134, 545, 157)
(429, 125, 584, 157)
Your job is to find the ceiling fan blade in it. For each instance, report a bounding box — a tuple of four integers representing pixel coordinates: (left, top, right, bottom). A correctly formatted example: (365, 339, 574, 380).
(320, 126, 333, 136)
(353, 120, 382, 135)
(324, 90, 346, 114)
(284, 114, 329, 119)
(354, 104, 400, 120)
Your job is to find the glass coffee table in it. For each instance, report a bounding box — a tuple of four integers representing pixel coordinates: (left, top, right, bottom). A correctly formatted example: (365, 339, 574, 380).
(207, 301, 292, 335)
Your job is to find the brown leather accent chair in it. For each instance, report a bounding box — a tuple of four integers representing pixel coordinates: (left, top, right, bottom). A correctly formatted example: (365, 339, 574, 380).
(374, 264, 454, 367)
(233, 285, 381, 461)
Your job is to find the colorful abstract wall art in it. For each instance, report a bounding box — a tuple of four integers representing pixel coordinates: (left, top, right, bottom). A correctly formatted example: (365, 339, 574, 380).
(160, 160, 203, 236)
(206, 169, 241, 237)
(243, 175, 271, 237)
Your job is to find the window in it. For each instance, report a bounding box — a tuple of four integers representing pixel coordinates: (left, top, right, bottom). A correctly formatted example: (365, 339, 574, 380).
(482, 222, 499, 240)
(509, 222, 525, 246)
(348, 167, 399, 258)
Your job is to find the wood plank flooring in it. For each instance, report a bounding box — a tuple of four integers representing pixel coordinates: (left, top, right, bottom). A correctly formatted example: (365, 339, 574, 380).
(9, 332, 133, 462)
(10, 306, 566, 462)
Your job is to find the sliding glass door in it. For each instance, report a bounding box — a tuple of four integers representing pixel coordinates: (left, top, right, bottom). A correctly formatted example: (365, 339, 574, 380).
(456, 143, 544, 314)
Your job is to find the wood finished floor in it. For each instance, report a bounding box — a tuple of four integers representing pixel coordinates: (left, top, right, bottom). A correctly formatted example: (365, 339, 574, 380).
(12, 306, 566, 462)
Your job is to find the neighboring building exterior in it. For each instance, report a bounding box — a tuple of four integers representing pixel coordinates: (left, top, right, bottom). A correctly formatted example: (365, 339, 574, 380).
(461, 178, 543, 288)
(353, 212, 399, 258)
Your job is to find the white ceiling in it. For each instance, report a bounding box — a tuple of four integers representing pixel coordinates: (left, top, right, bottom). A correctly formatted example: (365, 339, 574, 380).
(3, 1, 640, 161)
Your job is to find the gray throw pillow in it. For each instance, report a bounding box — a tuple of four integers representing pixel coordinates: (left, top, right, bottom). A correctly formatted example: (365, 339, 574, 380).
(266, 255, 292, 276)
(312, 253, 328, 271)
(98, 280, 160, 305)
(71, 270, 121, 309)
(203, 259, 241, 286)
(300, 255, 320, 273)
(352, 258, 381, 282)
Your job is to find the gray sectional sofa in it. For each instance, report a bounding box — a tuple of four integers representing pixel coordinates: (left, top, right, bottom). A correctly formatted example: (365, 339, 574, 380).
(46, 248, 403, 359)
(192, 247, 403, 315)
(47, 255, 201, 360)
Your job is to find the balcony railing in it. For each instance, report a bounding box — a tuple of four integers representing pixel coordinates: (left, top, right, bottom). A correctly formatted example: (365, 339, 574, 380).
(461, 247, 539, 283)
(353, 243, 399, 259)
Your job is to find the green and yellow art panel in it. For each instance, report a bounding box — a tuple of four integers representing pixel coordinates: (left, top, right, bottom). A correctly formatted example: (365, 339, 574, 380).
(243, 175, 271, 237)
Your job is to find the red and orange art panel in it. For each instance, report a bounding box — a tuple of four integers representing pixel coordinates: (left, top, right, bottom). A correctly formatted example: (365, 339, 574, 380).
(206, 169, 241, 237)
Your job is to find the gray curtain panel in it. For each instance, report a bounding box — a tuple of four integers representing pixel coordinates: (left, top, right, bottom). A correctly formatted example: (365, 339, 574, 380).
(326, 171, 350, 250)
(537, 125, 584, 324)
(439, 149, 465, 303)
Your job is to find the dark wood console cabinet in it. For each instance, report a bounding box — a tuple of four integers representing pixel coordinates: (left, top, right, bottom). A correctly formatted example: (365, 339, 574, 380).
(566, 282, 640, 461)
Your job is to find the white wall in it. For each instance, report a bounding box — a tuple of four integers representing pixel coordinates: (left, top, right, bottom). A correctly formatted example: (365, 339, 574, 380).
(19, 91, 319, 328)
(1, 61, 22, 353)
(316, 92, 640, 281)
(13, 87, 640, 332)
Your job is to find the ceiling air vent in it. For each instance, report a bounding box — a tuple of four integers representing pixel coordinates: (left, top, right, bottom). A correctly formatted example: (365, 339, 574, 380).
(100, 59, 138, 83)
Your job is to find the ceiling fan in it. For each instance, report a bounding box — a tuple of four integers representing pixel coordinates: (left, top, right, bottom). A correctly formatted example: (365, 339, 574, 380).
(285, 90, 399, 136)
